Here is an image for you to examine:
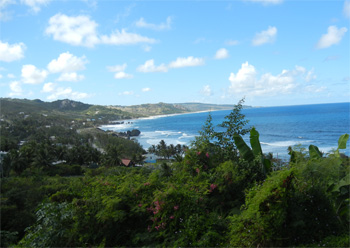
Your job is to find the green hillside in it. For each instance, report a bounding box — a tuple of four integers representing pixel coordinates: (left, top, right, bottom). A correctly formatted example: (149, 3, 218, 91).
(0, 98, 252, 124)
(108, 102, 189, 116)
(109, 102, 250, 116)
(176, 102, 237, 112)
(0, 98, 140, 123)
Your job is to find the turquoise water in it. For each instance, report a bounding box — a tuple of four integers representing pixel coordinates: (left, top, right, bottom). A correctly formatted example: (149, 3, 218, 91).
(102, 102, 350, 158)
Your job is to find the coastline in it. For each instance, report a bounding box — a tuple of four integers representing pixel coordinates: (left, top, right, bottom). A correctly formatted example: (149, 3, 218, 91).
(100, 102, 350, 158)
(107, 108, 230, 124)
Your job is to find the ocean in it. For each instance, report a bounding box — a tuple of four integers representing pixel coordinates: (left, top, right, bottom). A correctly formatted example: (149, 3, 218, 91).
(101, 102, 350, 159)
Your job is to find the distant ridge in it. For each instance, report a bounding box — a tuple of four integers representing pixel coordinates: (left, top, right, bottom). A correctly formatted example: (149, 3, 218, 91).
(176, 102, 243, 112)
(108, 102, 250, 116)
(0, 98, 138, 122)
(0, 98, 252, 121)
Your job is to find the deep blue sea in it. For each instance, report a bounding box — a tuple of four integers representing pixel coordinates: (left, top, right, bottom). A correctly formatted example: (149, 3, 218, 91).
(101, 102, 350, 159)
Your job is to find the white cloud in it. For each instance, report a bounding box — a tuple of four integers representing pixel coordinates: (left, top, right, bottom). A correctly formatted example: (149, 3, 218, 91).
(135, 16, 172, 30)
(42, 82, 55, 92)
(228, 62, 257, 94)
(344, 0, 350, 18)
(200, 85, 212, 96)
(244, 0, 283, 5)
(252, 26, 277, 46)
(0, 40, 26, 62)
(107, 63, 127, 72)
(46, 13, 99, 47)
(228, 62, 315, 97)
(114, 71, 133, 79)
(47, 52, 88, 73)
(9, 81, 23, 96)
(106, 63, 133, 79)
(45, 84, 89, 100)
(168, 56, 205, 68)
(142, 87, 151, 92)
(305, 69, 316, 82)
(21, 64, 48, 84)
(100, 29, 156, 45)
(316, 26, 348, 49)
(57, 72, 85, 82)
(21, 0, 51, 13)
(7, 73, 15, 78)
(137, 59, 168, 73)
(215, 48, 229, 59)
(137, 56, 205, 73)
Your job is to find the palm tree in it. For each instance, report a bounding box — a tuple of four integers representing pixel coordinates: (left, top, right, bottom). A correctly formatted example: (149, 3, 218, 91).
(3, 150, 27, 175)
(103, 145, 122, 167)
(31, 144, 53, 168)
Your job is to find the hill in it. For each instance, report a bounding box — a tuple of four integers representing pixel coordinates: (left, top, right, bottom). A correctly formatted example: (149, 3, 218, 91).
(108, 102, 246, 116)
(0, 98, 252, 124)
(0, 98, 141, 124)
(108, 102, 189, 116)
(176, 102, 239, 112)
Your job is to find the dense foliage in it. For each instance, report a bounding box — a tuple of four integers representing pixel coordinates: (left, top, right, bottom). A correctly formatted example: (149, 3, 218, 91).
(1, 99, 349, 247)
(148, 140, 188, 160)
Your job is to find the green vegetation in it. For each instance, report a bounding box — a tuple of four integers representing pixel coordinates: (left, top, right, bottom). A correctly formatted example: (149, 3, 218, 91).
(108, 102, 244, 116)
(1, 98, 349, 247)
(148, 140, 188, 160)
(0, 98, 141, 126)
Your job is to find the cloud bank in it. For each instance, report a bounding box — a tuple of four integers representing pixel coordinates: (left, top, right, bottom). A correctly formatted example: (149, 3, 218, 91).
(46, 13, 156, 47)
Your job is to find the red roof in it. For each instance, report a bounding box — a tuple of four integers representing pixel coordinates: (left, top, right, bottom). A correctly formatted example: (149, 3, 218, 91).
(121, 159, 132, 167)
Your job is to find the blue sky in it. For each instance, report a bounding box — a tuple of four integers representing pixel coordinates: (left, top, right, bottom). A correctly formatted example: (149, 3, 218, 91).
(0, 0, 349, 107)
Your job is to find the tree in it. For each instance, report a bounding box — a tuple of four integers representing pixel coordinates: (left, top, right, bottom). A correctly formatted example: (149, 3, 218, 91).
(31, 143, 53, 168)
(191, 98, 250, 162)
(148, 145, 156, 154)
(157, 140, 168, 159)
(103, 145, 122, 167)
(4, 150, 27, 175)
(215, 98, 250, 161)
(192, 112, 215, 151)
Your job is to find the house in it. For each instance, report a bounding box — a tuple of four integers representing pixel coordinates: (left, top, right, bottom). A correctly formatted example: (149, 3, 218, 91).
(144, 153, 159, 164)
(121, 159, 134, 167)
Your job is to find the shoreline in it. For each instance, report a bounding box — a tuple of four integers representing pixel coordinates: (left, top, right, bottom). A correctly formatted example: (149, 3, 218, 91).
(107, 108, 230, 125)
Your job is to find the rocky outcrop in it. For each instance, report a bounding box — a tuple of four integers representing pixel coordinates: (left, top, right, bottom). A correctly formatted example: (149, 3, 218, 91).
(111, 129, 141, 139)
(128, 129, 141, 136)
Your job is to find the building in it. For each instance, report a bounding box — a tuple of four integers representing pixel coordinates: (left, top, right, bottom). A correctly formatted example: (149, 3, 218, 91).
(144, 153, 159, 164)
(121, 159, 134, 167)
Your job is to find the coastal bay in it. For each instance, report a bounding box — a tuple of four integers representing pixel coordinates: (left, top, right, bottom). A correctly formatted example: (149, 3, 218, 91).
(102, 102, 350, 158)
